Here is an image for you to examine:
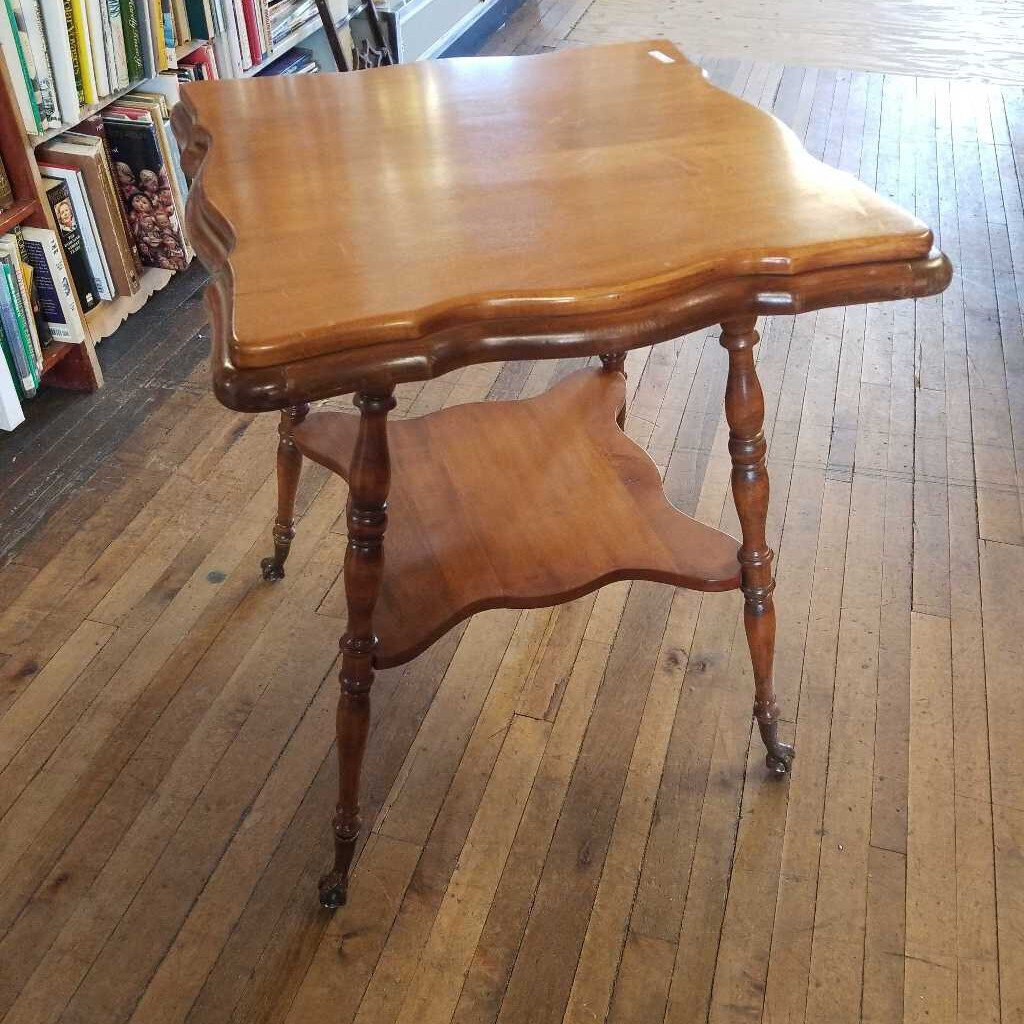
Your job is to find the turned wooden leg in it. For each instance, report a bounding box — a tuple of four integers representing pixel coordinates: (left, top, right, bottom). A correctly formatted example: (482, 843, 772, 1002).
(720, 317, 795, 776)
(318, 389, 396, 909)
(261, 404, 310, 581)
(600, 352, 627, 429)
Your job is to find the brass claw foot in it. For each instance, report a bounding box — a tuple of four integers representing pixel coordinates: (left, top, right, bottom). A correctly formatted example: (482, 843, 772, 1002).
(764, 740, 795, 776)
(318, 871, 348, 910)
(260, 556, 285, 581)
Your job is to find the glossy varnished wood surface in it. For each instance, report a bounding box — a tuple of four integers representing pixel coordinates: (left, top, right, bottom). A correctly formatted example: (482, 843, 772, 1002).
(173, 41, 950, 408)
(0, 50, 1020, 1024)
(293, 368, 741, 666)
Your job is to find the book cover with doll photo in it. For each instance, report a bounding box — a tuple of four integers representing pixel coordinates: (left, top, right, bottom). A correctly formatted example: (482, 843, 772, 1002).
(102, 118, 188, 272)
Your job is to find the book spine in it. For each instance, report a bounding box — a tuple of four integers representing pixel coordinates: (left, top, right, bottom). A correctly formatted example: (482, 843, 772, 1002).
(240, 0, 259, 62)
(97, 0, 117, 90)
(69, 0, 96, 103)
(8, 225, 51, 349)
(132, 0, 152, 75)
(23, 226, 86, 342)
(43, 178, 99, 311)
(64, 168, 114, 298)
(182, 0, 206, 37)
(147, 0, 165, 67)
(0, 264, 35, 397)
(83, 0, 109, 95)
(59, 0, 85, 105)
(1, 241, 43, 364)
(39, 0, 82, 123)
(159, 0, 172, 48)
(23, 236, 69, 341)
(1, 0, 41, 132)
(0, 332, 25, 428)
(0, 260, 39, 393)
(220, 0, 244, 72)
(0, 156, 12, 210)
(103, 0, 127, 87)
(18, 0, 63, 126)
(119, 0, 142, 79)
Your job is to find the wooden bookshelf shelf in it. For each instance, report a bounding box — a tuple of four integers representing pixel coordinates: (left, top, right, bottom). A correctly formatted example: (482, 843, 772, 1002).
(85, 265, 177, 344)
(0, 199, 39, 233)
(40, 340, 75, 374)
(173, 38, 210, 61)
(28, 79, 149, 147)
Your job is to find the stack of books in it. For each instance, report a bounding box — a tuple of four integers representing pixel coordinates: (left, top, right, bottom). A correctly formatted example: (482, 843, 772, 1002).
(38, 90, 191, 302)
(0, 0, 229, 135)
(256, 42, 315, 74)
(268, 0, 316, 48)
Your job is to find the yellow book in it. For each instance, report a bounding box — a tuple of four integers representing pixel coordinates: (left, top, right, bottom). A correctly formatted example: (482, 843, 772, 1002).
(148, 0, 167, 71)
(68, 0, 96, 104)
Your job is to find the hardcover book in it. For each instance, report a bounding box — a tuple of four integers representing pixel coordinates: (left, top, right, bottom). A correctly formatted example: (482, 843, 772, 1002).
(40, 0, 83, 122)
(39, 162, 114, 300)
(42, 176, 99, 311)
(42, 136, 141, 295)
(0, 0, 41, 132)
(0, 339, 24, 429)
(119, 0, 144, 79)
(102, 115, 187, 270)
(23, 225, 87, 343)
(0, 240, 43, 372)
(1, 226, 52, 351)
(10, 0, 62, 127)
(0, 257, 39, 396)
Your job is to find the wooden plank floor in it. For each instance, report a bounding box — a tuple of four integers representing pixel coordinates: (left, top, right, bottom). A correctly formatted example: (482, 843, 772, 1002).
(2, 29, 1024, 1024)
(565, 0, 1024, 83)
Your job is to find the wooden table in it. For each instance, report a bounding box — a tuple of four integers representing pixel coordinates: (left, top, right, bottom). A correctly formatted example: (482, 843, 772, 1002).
(172, 40, 952, 910)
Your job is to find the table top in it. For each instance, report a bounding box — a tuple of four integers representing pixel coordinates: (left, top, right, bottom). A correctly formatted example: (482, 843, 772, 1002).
(173, 41, 951, 409)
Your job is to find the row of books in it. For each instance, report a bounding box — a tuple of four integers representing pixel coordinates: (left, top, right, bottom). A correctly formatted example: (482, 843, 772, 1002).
(0, 221, 86, 427)
(0, 0, 223, 135)
(40, 89, 191, 316)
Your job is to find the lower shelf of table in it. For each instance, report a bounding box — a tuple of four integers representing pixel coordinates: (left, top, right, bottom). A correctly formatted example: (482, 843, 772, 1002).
(293, 367, 742, 668)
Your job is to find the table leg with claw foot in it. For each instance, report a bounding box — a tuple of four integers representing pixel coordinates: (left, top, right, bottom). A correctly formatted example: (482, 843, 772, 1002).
(317, 389, 395, 909)
(721, 317, 796, 778)
(261, 404, 309, 581)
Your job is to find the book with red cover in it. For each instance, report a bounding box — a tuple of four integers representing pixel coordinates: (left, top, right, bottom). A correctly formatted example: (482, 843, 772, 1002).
(241, 0, 262, 64)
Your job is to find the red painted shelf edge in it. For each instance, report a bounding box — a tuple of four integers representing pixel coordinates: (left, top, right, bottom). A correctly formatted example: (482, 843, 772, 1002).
(0, 198, 39, 234)
(41, 340, 74, 375)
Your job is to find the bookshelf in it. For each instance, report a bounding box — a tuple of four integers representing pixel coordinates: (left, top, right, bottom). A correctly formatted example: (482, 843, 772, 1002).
(28, 79, 149, 148)
(0, 51, 102, 395)
(245, 4, 365, 77)
(0, 0, 365, 428)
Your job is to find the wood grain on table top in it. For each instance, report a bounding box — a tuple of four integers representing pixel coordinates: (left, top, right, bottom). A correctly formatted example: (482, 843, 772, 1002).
(175, 41, 940, 373)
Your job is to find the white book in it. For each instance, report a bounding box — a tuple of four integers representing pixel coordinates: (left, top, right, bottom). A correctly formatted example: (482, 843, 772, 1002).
(0, 345, 25, 430)
(0, 0, 39, 132)
(231, 0, 250, 68)
(38, 0, 81, 126)
(22, 226, 86, 344)
(105, 0, 129, 87)
(216, 0, 242, 74)
(37, 164, 114, 301)
(83, 0, 109, 95)
(14, 0, 62, 126)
